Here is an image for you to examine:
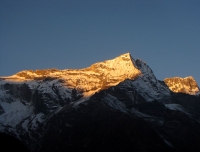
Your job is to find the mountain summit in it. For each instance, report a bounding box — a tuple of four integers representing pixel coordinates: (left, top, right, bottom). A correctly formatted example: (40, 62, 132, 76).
(4, 53, 141, 94)
(0, 53, 200, 152)
(2, 53, 199, 95)
(164, 76, 199, 95)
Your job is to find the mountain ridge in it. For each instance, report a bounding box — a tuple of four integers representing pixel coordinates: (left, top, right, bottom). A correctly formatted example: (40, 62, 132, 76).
(1, 53, 199, 95)
(1, 53, 141, 94)
(164, 76, 200, 95)
(0, 53, 200, 152)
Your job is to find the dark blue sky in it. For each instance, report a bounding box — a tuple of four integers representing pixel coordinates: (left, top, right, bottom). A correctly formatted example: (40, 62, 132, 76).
(1, 0, 200, 85)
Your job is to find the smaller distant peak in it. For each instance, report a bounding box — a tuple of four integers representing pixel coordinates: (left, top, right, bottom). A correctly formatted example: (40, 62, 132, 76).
(164, 76, 199, 95)
(165, 76, 196, 81)
(184, 76, 195, 79)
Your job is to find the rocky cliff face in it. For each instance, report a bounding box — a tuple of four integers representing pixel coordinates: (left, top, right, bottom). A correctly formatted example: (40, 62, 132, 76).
(0, 53, 200, 152)
(164, 76, 200, 95)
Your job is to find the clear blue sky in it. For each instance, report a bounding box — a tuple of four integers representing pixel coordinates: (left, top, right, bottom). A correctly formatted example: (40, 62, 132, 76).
(1, 0, 200, 85)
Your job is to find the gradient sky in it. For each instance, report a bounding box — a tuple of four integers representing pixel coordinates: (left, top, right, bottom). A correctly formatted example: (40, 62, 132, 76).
(1, 0, 200, 85)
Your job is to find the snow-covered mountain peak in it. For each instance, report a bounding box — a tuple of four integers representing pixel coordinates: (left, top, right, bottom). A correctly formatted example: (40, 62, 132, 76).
(1, 53, 142, 93)
(1, 53, 200, 152)
(164, 76, 200, 95)
(86, 52, 141, 80)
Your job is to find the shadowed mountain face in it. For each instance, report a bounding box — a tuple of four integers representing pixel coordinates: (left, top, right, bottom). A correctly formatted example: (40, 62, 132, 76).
(0, 133, 30, 152)
(0, 53, 200, 152)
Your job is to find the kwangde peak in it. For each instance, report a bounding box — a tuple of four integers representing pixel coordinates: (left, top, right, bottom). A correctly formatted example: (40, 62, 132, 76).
(0, 53, 200, 152)
(1, 53, 199, 95)
(2, 53, 141, 95)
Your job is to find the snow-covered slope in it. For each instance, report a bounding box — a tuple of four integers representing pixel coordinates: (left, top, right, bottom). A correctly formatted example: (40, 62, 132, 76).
(0, 53, 142, 137)
(0, 52, 200, 152)
(127, 59, 171, 101)
(2, 53, 141, 92)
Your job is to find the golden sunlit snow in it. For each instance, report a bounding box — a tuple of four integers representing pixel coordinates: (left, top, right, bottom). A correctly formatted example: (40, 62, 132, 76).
(164, 76, 200, 95)
(1, 53, 199, 96)
(1, 53, 141, 96)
